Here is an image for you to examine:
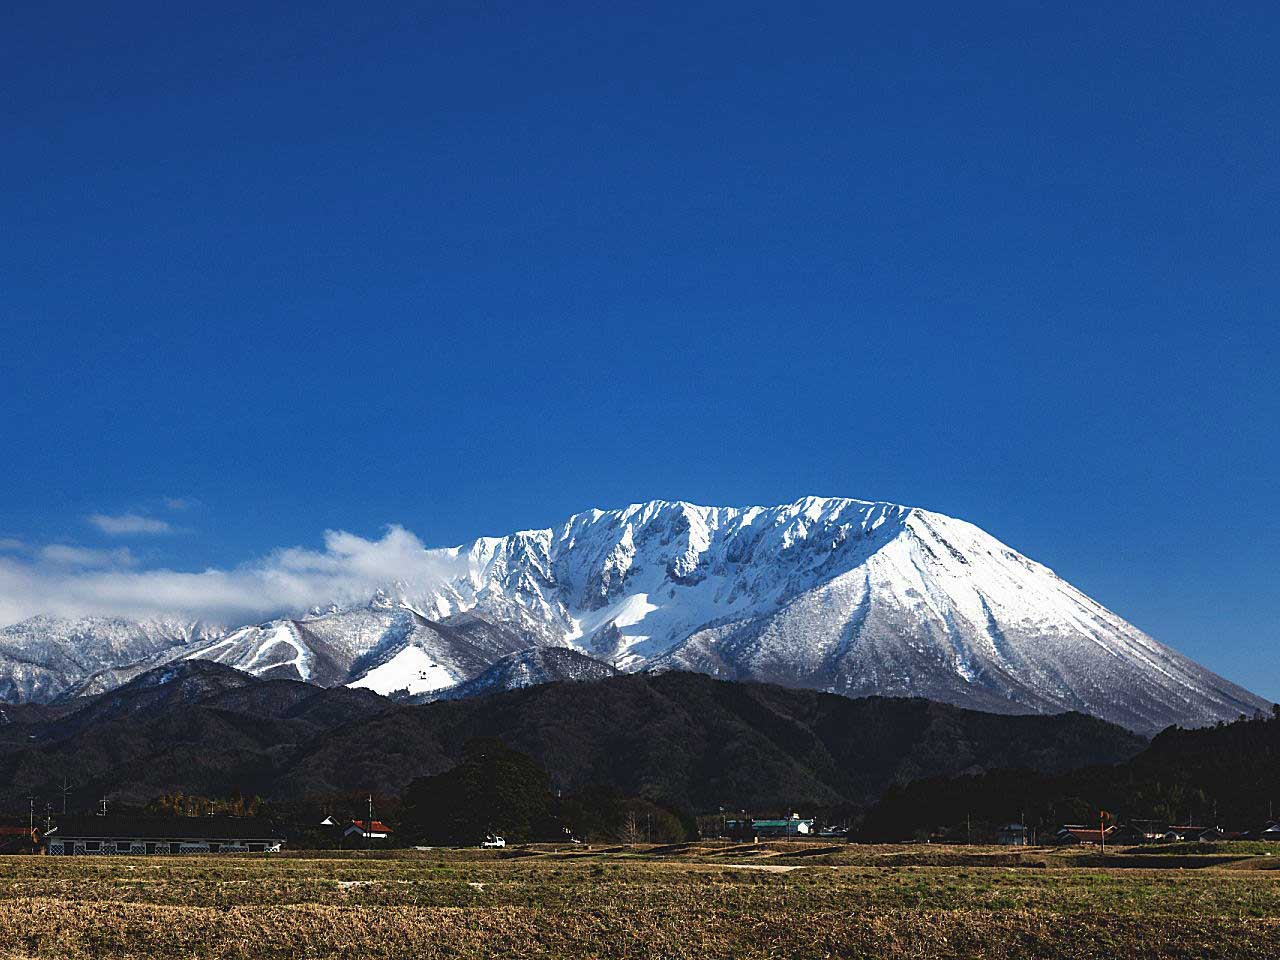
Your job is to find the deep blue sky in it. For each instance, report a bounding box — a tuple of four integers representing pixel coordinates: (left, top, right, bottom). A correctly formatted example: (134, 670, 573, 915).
(2, 2, 1277, 696)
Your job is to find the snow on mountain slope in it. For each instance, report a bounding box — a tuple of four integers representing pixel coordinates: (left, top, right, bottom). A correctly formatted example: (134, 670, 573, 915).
(421, 646, 620, 703)
(417, 499, 917, 668)
(179, 602, 531, 695)
(402, 498, 1267, 732)
(0, 615, 217, 703)
(348, 646, 456, 697)
(2, 601, 533, 703)
(181, 620, 326, 683)
(648, 507, 1268, 731)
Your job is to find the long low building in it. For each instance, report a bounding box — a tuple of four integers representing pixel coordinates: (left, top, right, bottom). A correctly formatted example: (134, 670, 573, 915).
(724, 814, 815, 839)
(44, 816, 285, 855)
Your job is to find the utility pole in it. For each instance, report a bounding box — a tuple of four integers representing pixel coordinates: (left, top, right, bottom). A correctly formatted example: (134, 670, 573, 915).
(99, 796, 109, 817)
(27, 796, 34, 835)
(60, 776, 71, 816)
(367, 794, 373, 851)
(1099, 810, 1106, 854)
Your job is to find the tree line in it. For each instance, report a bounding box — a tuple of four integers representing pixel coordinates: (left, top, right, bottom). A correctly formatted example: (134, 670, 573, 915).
(107, 739, 698, 847)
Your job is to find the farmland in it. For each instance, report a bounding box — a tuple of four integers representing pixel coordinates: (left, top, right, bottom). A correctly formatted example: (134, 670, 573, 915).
(2, 843, 1280, 959)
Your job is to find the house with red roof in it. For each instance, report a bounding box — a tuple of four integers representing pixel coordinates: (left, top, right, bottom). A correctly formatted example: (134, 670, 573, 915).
(1054, 825, 1116, 845)
(344, 819, 392, 841)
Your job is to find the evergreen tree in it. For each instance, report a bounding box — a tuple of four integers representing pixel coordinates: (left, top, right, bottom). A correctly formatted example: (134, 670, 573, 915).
(400, 739, 557, 845)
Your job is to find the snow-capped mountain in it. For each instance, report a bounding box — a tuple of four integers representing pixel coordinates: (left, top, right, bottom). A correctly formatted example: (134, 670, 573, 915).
(0, 602, 533, 705)
(0, 615, 218, 703)
(406, 497, 1268, 731)
(170, 601, 533, 698)
(0, 498, 1268, 731)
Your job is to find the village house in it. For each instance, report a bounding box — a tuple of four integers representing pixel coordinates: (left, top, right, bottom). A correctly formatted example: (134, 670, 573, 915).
(1054, 825, 1116, 846)
(1050, 819, 1280, 846)
(43, 816, 285, 855)
(1106, 820, 1280, 844)
(344, 819, 392, 841)
(1108, 823, 1150, 845)
(995, 823, 1029, 846)
(1114, 819, 1168, 844)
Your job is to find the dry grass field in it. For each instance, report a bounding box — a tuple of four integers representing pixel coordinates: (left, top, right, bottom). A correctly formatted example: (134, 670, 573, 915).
(2, 843, 1280, 959)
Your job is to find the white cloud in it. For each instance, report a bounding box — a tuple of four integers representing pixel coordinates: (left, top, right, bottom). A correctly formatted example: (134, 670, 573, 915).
(0, 538, 24, 552)
(0, 525, 462, 628)
(162, 497, 198, 511)
(87, 513, 174, 535)
(38, 545, 136, 569)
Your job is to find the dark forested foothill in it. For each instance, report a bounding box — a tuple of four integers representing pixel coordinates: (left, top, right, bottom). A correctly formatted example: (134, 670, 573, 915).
(6, 660, 1279, 848)
(0, 661, 1146, 821)
(861, 707, 1280, 841)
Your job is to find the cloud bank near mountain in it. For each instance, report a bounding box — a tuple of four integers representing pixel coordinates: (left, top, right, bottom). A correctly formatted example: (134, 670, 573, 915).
(0, 525, 454, 627)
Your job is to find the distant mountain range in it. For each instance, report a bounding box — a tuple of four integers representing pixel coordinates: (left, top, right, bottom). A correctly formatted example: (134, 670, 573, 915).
(0, 662, 1145, 812)
(0, 498, 1268, 732)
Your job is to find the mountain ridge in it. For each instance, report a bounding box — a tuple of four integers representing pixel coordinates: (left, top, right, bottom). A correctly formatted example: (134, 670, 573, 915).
(0, 497, 1268, 732)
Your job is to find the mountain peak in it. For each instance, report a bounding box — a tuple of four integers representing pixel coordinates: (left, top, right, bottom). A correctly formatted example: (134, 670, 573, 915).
(428, 496, 1266, 731)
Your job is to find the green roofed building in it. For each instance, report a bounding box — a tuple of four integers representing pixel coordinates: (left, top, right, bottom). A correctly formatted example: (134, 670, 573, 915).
(724, 814, 814, 839)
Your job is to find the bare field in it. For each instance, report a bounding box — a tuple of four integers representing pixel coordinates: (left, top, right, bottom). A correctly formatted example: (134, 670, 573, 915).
(2, 844, 1279, 959)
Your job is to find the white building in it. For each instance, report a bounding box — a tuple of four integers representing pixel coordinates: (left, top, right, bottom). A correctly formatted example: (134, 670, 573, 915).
(44, 816, 285, 855)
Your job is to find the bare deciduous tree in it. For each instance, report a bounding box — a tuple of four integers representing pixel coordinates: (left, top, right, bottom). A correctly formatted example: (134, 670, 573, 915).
(619, 810, 641, 847)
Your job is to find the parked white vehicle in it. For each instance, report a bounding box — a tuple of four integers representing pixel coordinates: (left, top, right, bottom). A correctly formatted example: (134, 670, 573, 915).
(481, 836, 506, 848)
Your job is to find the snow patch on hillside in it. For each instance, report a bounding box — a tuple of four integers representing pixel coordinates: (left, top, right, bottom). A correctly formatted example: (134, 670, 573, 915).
(347, 646, 455, 696)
